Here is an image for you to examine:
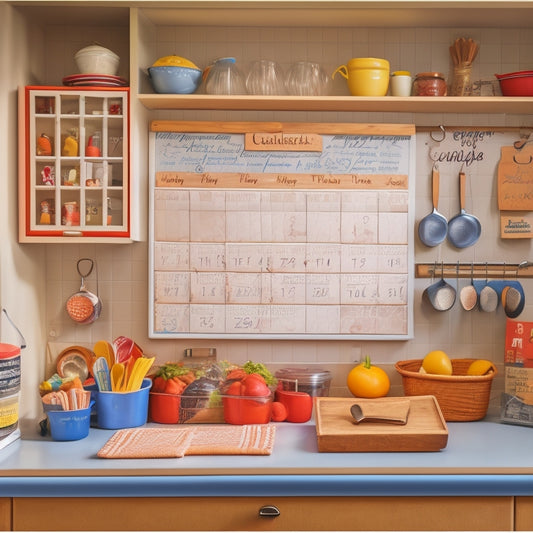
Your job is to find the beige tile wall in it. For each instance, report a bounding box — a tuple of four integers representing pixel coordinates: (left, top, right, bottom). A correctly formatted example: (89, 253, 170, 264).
(41, 22, 533, 403)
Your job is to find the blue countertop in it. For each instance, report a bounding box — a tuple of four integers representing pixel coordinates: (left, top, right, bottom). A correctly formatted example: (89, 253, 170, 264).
(1, 415, 533, 498)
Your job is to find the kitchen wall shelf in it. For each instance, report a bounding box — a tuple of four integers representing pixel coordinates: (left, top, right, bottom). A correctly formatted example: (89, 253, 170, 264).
(137, 94, 533, 114)
(18, 86, 131, 243)
(416, 262, 533, 279)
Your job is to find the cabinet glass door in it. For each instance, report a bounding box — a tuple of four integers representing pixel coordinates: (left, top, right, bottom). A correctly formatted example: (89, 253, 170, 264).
(22, 86, 130, 241)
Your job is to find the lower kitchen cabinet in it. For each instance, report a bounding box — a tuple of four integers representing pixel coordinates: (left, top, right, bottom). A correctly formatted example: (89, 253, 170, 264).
(13, 496, 513, 531)
(515, 497, 533, 531)
(0, 498, 11, 530)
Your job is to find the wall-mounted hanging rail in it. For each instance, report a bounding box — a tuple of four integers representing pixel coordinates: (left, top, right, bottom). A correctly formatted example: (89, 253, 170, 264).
(416, 261, 533, 279)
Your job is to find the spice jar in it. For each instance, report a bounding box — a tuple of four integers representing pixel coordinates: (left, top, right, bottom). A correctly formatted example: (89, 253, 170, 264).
(413, 72, 447, 96)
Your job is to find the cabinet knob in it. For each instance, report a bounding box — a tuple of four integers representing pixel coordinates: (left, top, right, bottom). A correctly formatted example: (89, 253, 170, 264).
(258, 505, 280, 518)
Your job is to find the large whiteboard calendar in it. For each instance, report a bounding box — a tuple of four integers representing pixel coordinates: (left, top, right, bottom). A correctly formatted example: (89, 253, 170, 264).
(149, 122, 415, 340)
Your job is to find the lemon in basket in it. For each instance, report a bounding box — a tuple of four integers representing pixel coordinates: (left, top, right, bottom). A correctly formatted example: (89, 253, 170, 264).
(152, 55, 200, 70)
(467, 359, 496, 376)
(420, 350, 452, 375)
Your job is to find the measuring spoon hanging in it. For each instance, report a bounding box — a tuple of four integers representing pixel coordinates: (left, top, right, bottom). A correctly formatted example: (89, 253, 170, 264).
(501, 263, 526, 318)
(418, 165, 448, 247)
(478, 263, 499, 313)
(459, 263, 478, 311)
(423, 262, 456, 312)
(66, 258, 102, 325)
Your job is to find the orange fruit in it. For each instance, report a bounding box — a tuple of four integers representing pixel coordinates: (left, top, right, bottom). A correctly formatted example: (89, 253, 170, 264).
(421, 350, 452, 375)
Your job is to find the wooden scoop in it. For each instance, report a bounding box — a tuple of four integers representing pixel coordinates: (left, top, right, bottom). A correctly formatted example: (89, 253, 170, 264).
(350, 399, 410, 425)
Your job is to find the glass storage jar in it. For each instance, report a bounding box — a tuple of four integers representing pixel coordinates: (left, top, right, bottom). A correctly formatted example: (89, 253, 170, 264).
(275, 367, 332, 396)
(413, 72, 447, 96)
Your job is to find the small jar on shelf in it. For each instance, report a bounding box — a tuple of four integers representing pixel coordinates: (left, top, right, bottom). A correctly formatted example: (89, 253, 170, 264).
(412, 72, 447, 96)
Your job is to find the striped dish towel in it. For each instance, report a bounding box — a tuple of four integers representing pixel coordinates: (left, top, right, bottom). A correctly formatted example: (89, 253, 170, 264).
(97, 424, 276, 459)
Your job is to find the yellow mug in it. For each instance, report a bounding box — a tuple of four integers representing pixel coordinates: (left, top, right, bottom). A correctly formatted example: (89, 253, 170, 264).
(332, 57, 390, 96)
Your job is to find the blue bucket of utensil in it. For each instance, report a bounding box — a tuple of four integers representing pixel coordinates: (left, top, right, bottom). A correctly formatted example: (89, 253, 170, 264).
(47, 401, 94, 441)
(93, 378, 151, 429)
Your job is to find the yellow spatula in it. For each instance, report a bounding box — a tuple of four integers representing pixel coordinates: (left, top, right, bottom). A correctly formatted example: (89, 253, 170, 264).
(110, 363, 125, 392)
(94, 340, 115, 369)
(125, 357, 155, 391)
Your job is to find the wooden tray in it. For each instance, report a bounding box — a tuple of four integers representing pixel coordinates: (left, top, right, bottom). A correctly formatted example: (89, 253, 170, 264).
(315, 396, 448, 452)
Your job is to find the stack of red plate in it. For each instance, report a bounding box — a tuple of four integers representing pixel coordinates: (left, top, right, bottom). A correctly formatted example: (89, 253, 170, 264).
(62, 74, 128, 87)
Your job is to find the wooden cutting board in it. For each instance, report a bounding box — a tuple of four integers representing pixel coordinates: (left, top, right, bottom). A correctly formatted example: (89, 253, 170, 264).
(315, 396, 448, 452)
(498, 145, 533, 211)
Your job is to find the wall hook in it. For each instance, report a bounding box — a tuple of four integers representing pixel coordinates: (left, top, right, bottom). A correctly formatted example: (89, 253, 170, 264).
(430, 125, 446, 143)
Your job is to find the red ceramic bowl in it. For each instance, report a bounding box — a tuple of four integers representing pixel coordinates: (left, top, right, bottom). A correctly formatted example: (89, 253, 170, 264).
(495, 71, 533, 96)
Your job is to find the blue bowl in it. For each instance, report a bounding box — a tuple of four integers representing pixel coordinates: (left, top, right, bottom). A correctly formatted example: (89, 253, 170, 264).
(47, 402, 94, 441)
(148, 66, 202, 94)
(92, 378, 151, 429)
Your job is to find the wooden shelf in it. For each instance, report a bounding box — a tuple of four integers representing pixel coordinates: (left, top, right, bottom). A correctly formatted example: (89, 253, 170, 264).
(137, 94, 533, 114)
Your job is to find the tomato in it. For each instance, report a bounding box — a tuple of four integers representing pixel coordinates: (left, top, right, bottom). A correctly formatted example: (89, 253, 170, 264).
(466, 359, 495, 376)
(164, 377, 186, 395)
(347, 356, 390, 398)
(271, 401, 288, 422)
(225, 380, 244, 396)
(151, 376, 168, 393)
(421, 350, 452, 375)
(226, 368, 247, 381)
(242, 374, 270, 397)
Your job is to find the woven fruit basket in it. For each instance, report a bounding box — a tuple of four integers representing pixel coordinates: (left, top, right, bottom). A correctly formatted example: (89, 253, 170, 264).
(395, 358, 497, 422)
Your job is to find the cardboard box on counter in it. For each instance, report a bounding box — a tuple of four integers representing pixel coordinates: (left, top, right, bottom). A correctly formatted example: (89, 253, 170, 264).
(503, 319, 533, 367)
(501, 320, 533, 426)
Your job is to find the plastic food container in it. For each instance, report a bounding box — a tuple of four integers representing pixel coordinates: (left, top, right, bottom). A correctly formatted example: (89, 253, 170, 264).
(413, 72, 447, 96)
(46, 403, 93, 441)
(74, 45, 119, 76)
(495, 71, 533, 96)
(0, 343, 21, 397)
(149, 391, 224, 424)
(275, 367, 332, 397)
(92, 378, 151, 429)
(0, 394, 19, 438)
(222, 394, 273, 425)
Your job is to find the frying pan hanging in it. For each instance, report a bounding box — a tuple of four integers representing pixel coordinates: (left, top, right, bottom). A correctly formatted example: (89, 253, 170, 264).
(418, 165, 448, 247)
(66, 258, 102, 324)
(447, 171, 482, 248)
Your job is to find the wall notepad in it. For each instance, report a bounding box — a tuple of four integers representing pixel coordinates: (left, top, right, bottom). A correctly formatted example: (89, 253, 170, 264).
(149, 122, 415, 339)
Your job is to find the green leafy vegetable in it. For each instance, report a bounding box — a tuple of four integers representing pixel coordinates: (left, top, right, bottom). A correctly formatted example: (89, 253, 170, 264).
(242, 360, 277, 387)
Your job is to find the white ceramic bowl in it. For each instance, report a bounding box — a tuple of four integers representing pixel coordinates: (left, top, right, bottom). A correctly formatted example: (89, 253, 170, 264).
(75, 45, 119, 76)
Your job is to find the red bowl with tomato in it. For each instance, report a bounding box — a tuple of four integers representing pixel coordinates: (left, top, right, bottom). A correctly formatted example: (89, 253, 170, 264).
(149, 392, 181, 424)
(222, 394, 273, 425)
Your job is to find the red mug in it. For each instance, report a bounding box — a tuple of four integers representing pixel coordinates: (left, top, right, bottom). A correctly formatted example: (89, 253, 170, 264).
(276, 389, 313, 423)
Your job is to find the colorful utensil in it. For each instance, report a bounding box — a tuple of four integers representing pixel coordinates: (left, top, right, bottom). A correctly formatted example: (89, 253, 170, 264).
(93, 357, 112, 392)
